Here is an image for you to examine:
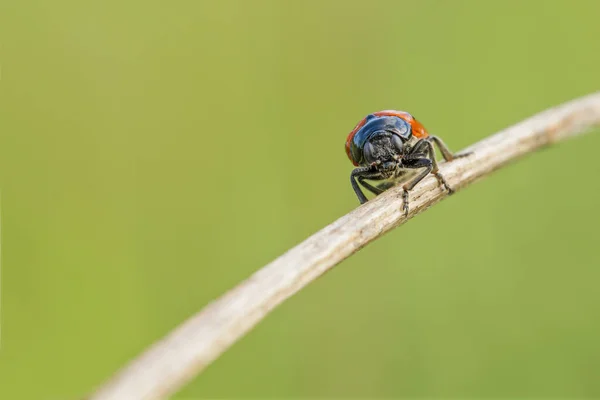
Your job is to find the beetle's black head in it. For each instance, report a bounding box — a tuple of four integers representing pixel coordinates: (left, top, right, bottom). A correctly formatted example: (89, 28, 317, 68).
(363, 130, 405, 170)
(348, 114, 412, 167)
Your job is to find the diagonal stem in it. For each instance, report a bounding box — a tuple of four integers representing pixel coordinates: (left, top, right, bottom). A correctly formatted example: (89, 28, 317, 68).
(87, 92, 600, 400)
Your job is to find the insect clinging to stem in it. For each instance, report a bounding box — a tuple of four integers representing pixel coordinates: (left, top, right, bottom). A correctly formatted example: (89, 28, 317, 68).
(345, 110, 470, 215)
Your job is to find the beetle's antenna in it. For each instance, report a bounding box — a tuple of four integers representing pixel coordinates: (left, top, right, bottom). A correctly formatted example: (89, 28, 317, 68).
(86, 92, 600, 400)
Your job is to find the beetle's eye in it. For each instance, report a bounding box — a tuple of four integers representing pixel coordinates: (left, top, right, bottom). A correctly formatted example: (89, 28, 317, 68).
(392, 134, 404, 153)
(364, 141, 376, 164)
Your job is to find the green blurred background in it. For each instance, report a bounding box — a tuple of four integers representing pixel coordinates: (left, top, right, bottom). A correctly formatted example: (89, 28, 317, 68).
(1, 0, 600, 398)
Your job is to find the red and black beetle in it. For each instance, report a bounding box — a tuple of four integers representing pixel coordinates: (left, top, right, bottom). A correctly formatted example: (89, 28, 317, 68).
(345, 110, 468, 215)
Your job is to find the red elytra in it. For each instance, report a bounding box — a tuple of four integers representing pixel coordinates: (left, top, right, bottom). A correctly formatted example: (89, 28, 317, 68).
(345, 110, 429, 166)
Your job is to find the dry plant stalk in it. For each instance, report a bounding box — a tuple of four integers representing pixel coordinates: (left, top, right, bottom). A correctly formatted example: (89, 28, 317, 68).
(87, 92, 600, 400)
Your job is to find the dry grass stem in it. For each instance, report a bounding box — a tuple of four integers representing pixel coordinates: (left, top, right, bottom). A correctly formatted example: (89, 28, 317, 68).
(87, 92, 600, 400)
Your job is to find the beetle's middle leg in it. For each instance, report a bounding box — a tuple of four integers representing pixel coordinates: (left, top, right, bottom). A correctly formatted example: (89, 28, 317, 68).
(375, 169, 414, 192)
(428, 135, 472, 161)
(358, 176, 386, 196)
(376, 181, 395, 191)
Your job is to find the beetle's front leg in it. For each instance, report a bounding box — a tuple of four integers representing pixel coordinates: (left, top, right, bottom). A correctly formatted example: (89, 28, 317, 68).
(411, 139, 453, 194)
(398, 158, 433, 216)
(350, 167, 371, 204)
(351, 167, 386, 204)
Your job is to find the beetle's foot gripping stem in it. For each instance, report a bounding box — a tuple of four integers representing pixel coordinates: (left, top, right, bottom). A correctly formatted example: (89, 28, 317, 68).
(452, 150, 474, 160)
(434, 171, 454, 195)
(401, 189, 410, 217)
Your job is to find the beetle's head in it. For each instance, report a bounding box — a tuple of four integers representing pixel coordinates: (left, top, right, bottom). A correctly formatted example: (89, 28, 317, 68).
(346, 114, 413, 167)
(363, 130, 405, 170)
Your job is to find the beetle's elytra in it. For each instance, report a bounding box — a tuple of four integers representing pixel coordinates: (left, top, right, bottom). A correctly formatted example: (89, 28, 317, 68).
(345, 110, 469, 215)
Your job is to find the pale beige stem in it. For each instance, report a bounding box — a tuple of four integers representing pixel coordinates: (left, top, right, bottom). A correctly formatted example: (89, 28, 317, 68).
(87, 92, 600, 400)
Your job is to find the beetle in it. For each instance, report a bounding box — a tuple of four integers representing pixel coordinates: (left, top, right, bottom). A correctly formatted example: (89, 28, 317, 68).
(345, 110, 469, 215)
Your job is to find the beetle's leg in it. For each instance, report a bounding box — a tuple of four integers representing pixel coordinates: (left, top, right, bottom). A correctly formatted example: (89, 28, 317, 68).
(403, 140, 429, 160)
(376, 168, 414, 191)
(358, 177, 386, 196)
(351, 168, 386, 204)
(351, 167, 371, 204)
(376, 181, 395, 191)
(397, 158, 433, 216)
(366, 170, 419, 203)
(411, 139, 453, 193)
(428, 135, 472, 161)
